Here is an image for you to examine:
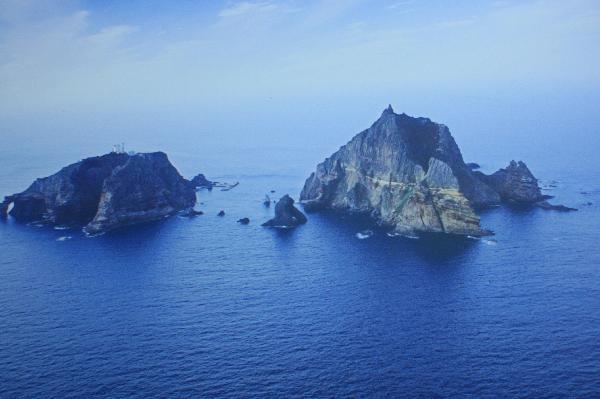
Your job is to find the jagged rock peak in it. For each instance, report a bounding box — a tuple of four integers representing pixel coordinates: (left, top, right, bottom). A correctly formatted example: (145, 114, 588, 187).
(508, 160, 533, 174)
(300, 109, 495, 236)
(190, 173, 215, 189)
(480, 160, 544, 203)
(382, 104, 395, 115)
(300, 106, 575, 237)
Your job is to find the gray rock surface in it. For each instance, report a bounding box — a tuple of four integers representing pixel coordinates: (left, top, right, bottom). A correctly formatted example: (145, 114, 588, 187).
(477, 160, 544, 203)
(190, 173, 215, 189)
(1, 152, 196, 234)
(300, 106, 495, 236)
(300, 106, 576, 236)
(263, 194, 307, 228)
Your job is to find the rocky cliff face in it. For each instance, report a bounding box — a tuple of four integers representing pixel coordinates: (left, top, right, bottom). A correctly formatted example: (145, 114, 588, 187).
(475, 160, 544, 203)
(1, 152, 196, 234)
(300, 106, 496, 236)
(83, 152, 196, 234)
(300, 106, 568, 237)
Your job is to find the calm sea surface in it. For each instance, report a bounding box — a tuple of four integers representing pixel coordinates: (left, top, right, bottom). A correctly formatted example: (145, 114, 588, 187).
(1, 113, 600, 398)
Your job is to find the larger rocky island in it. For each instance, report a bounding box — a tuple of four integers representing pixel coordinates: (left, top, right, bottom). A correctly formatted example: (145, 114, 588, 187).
(0, 152, 196, 235)
(300, 105, 573, 237)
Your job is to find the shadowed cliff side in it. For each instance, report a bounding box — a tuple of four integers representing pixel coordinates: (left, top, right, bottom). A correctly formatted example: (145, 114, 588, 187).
(1, 152, 196, 234)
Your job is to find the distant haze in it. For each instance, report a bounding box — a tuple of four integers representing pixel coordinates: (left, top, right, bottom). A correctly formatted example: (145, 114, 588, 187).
(1, 0, 599, 167)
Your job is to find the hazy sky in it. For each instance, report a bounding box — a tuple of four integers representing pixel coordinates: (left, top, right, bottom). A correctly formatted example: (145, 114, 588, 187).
(1, 0, 599, 116)
(1, 0, 599, 177)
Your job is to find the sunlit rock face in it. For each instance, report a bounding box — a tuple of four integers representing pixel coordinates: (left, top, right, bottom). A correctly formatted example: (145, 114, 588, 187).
(300, 106, 499, 236)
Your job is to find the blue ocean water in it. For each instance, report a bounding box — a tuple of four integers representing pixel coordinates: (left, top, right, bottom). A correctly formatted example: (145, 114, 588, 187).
(1, 113, 600, 398)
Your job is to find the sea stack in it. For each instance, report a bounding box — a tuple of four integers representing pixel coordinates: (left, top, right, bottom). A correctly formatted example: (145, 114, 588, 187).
(1, 152, 196, 234)
(263, 194, 307, 228)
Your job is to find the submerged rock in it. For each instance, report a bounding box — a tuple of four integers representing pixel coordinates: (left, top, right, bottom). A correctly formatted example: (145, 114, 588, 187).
(217, 210, 225, 216)
(262, 194, 307, 228)
(181, 209, 204, 217)
(535, 201, 577, 212)
(2, 152, 195, 234)
(263, 195, 271, 207)
(220, 182, 239, 191)
(237, 217, 250, 224)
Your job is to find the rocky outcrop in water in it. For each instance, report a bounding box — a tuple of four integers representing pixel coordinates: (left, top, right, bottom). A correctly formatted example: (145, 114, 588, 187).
(263, 194, 307, 228)
(300, 106, 573, 236)
(475, 160, 543, 203)
(263, 195, 271, 207)
(535, 201, 577, 211)
(190, 173, 215, 189)
(1, 152, 196, 234)
(473, 161, 576, 210)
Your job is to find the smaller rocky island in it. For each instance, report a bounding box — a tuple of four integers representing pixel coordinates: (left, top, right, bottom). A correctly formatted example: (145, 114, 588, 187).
(474, 160, 545, 203)
(474, 161, 576, 211)
(1, 151, 199, 234)
(190, 173, 215, 189)
(263, 194, 307, 228)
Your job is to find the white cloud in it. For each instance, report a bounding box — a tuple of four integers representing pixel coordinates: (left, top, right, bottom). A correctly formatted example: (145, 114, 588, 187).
(387, 1, 414, 10)
(218, 1, 296, 19)
(86, 25, 138, 45)
(0, 3, 140, 114)
(434, 17, 478, 29)
(219, 1, 274, 18)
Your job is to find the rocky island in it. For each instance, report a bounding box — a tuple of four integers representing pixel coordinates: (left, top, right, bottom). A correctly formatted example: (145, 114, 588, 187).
(190, 173, 215, 189)
(1, 151, 197, 235)
(263, 194, 307, 228)
(300, 105, 574, 237)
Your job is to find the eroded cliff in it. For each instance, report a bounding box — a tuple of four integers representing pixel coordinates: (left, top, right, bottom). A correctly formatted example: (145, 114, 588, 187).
(300, 106, 568, 236)
(1, 152, 196, 234)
